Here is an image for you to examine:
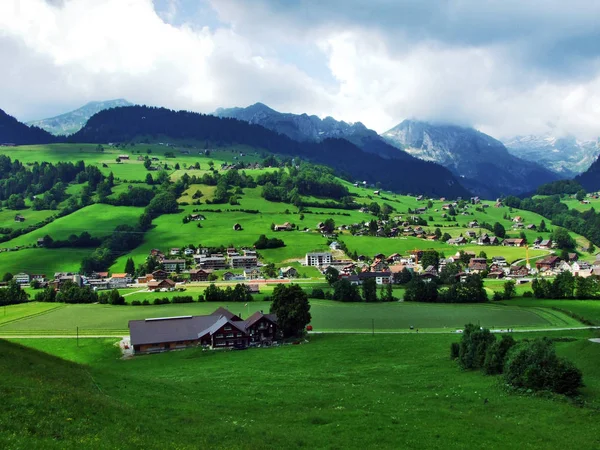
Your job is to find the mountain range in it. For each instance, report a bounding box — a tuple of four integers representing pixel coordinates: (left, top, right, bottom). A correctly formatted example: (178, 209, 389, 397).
(381, 120, 559, 198)
(0, 109, 58, 145)
(504, 134, 600, 178)
(26, 99, 133, 136)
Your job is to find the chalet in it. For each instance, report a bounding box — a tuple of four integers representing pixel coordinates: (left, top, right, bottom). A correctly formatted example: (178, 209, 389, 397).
(14, 214, 25, 222)
(170, 248, 180, 255)
(421, 266, 438, 280)
(118, 154, 130, 160)
(152, 269, 169, 280)
(509, 265, 530, 278)
(190, 214, 205, 221)
(273, 222, 292, 231)
(150, 248, 164, 258)
(279, 266, 298, 278)
(37, 238, 45, 247)
(245, 284, 260, 294)
(233, 223, 243, 231)
(162, 259, 186, 272)
(222, 271, 236, 281)
(503, 238, 526, 247)
(468, 258, 488, 273)
(357, 271, 392, 285)
(305, 252, 332, 267)
(92, 272, 109, 279)
(189, 268, 213, 282)
(513, 216, 523, 223)
(487, 270, 505, 279)
(448, 236, 467, 245)
(568, 253, 578, 262)
(230, 256, 258, 269)
(31, 274, 46, 282)
(387, 253, 401, 263)
(147, 279, 176, 291)
(330, 241, 341, 250)
(536, 256, 560, 271)
(539, 239, 553, 249)
(526, 224, 537, 230)
(370, 259, 388, 272)
(468, 221, 479, 228)
(492, 256, 507, 267)
(196, 256, 228, 270)
(244, 311, 278, 344)
(465, 231, 477, 239)
(184, 248, 195, 256)
(244, 268, 261, 280)
(13, 272, 30, 285)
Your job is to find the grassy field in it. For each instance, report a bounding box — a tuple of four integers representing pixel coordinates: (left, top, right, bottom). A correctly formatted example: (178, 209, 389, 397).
(0, 248, 90, 275)
(507, 298, 600, 325)
(3, 329, 600, 449)
(0, 299, 583, 336)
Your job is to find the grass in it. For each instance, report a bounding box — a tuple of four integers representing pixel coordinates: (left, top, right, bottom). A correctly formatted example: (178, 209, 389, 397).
(0, 248, 90, 275)
(507, 298, 600, 325)
(3, 331, 600, 449)
(0, 299, 583, 336)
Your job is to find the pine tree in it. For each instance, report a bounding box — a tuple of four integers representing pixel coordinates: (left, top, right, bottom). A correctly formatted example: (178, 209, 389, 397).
(125, 257, 135, 275)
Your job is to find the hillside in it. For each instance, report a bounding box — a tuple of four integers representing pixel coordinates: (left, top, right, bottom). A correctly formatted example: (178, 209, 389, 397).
(26, 99, 133, 135)
(215, 102, 404, 160)
(504, 134, 600, 177)
(382, 120, 559, 198)
(0, 109, 59, 145)
(575, 154, 600, 191)
(70, 105, 470, 198)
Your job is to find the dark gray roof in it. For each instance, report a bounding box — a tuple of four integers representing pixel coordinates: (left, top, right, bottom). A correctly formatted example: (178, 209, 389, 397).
(129, 315, 217, 346)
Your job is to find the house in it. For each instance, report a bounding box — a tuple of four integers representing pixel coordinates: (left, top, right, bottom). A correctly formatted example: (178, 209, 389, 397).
(189, 214, 205, 221)
(536, 256, 561, 271)
(526, 224, 537, 230)
(227, 248, 239, 257)
(147, 279, 176, 291)
(468, 221, 479, 228)
(13, 272, 30, 285)
(513, 216, 523, 223)
(118, 154, 130, 160)
(357, 271, 392, 285)
(92, 271, 109, 279)
(448, 236, 467, 245)
(273, 222, 292, 231)
(162, 259, 186, 272)
(420, 266, 438, 280)
(14, 214, 25, 222)
(243, 249, 257, 257)
(244, 268, 261, 280)
(222, 271, 235, 281)
(465, 231, 477, 239)
(170, 248, 180, 256)
(230, 256, 258, 269)
(151, 269, 169, 280)
(189, 268, 213, 282)
(128, 308, 278, 354)
(196, 256, 229, 270)
(109, 273, 132, 288)
(568, 253, 579, 262)
(31, 274, 46, 282)
(503, 238, 526, 247)
(468, 258, 488, 273)
(305, 252, 332, 267)
(279, 266, 298, 278)
(492, 256, 507, 267)
(329, 241, 341, 250)
(539, 239, 553, 249)
(245, 284, 260, 294)
(233, 223, 243, 231)
(37, 238, 45, 247)
(487, 270, 505, 279)
(184, 248, 194, 256)
(509, 265, 530, 278)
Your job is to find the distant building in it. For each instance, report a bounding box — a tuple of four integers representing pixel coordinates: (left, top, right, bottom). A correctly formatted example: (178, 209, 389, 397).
(305, 252, 332, 267)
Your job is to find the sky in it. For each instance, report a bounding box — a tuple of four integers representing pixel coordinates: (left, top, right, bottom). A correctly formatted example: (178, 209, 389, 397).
(1, 0, 599, 140)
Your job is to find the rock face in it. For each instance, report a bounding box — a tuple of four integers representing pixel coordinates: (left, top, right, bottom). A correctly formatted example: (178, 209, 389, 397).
(503, 134, 600, 178)
(575, 154, 600, 192)
(214, 103, 404, 160)
(381, 120, 558, 198)
(27, 99, 133, 135)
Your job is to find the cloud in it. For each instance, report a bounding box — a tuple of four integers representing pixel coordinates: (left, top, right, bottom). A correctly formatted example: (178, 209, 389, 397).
(0, 0, 599, 141)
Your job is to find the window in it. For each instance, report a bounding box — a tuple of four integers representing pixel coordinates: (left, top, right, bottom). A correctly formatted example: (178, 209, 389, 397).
(226, 333, 234, 338)
(224, 326, 232, 331)
(216, 334, 224, 338)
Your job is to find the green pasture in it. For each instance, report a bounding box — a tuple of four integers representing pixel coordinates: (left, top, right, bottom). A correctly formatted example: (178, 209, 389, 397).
(507, 298, 600, 325)
(0, 248, 90, 275)
(0, 299, 583, 336)
(0, 208, 56, 233)
(3, 330, 600, 449)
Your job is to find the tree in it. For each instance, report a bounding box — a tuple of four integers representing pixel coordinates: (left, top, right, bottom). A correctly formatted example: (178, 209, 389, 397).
(139, 212, 153, 231)
(393, 267, 413, 285)
(483, 334, 516, 375)
(332, 278, 362, 302)
(109, 289, 125, 305)
(322, 218, 336, 233)
(458, 323, 496, 370)
(539, 219, 547, 232)
(434, 228, 442, 239)
(144, 158, 152, 170)
(325, 266, 340, 285)
(270, 284, 311, 337)
(2, 272, 13, 282)
(362, 277, 378, 302)
(7, 194, 25, 210)
(125, 257, 135, 275)
(575, 189, 586, 201)
(503, 280, 516, 299)
(383, 283, 394, 302)
(551, 227, 576, 250)
(492, 222, 506, 238)
(404, 277, 438, 303)
(420, 250, 439, 269)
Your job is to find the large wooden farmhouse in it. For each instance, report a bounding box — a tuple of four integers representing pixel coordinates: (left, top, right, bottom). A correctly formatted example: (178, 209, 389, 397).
(129, 307, 279, 354)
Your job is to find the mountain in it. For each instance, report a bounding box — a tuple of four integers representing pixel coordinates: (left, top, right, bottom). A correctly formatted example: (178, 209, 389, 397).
(0, 109, 59, 145)
(381, 120, 558, 198)
(575, 154, 600, 191)
(26, 99, 133, 135)
(71, 105, 470, 198)
(215, 103, 404, 160)
(503, 134, 600, 177)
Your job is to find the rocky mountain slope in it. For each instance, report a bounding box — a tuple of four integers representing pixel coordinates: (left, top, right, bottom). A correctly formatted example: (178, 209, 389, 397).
(503, 134, 600, 178)
(575, 154, 600, 192)
(381, 120, 558, 198)
(27, 99, 133, 135)
(215, 103, 404, 160)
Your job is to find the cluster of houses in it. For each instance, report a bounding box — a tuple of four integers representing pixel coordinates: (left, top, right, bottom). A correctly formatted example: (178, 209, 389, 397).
(129, 307, 279, 354)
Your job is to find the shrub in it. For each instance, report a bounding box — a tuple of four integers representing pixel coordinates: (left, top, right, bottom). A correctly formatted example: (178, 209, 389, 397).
(142, 300, 150, 305)
(458, 323, 496, 370)
(450, 342, 460, 359)
(523, 291, 533, 298)
(483, 334, 516, 375)
(504, 338, 583, 396)
(172, 295, 194, 304)
(131, 300, 141, 306)
(310, 288, 325, 299)
(492, 291, 503, 301)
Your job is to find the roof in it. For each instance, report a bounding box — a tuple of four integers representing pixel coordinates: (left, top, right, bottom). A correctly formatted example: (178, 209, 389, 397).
(148, 279, 176, 288)
(162, 259, 185, 264)
(111, 273, 129, 278)
(244, 311, 278, 329)
(358, 271, 392, 279)
(210, 307, 241, 321)
(129, 315, 217, 347)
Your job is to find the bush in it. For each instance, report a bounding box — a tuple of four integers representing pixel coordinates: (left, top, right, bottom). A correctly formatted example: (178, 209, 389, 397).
(142, 300, 150, 305)
(310, 288, 325, 299)
(458, 323, 496, 370)
(153, 297, 171, 305)
(504, 338, 583, 395)
(131, 300, 142, 306)
(450, 342, 460, 359)
(172, 295, 194, 304)
(523, 291, 533, 298)
(483, 334, 516, 375)
(492, 291, 503, 301)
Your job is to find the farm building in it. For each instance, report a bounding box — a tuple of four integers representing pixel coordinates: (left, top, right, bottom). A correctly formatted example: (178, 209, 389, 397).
(147, 279, 176, 291)
(128, 308, 278, 354)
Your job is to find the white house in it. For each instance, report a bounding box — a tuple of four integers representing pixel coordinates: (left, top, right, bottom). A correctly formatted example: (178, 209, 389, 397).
(305, 252, 332, 267)
(13, 272, 30, 285)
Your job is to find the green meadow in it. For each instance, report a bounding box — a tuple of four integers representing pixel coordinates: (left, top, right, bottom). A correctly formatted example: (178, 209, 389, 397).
(3, 329, 600, 449)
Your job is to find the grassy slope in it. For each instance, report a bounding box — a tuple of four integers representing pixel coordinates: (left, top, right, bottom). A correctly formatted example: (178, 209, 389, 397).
(0, 299, 581, 336)
(4, 332, 600, 449)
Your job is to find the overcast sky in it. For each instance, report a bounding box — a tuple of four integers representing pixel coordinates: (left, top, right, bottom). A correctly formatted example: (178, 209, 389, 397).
(1, 0, 599, 140)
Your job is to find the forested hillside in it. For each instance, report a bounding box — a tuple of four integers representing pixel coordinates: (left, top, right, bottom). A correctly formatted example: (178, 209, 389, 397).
(0, 109, 60, 145)
(70, 106, 470, 198)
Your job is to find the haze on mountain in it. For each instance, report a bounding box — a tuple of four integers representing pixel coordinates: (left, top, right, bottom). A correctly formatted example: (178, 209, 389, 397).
(503, 133, 600, 178)
(381, 120, 559, 199)
(26, 99, 133, 136)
